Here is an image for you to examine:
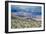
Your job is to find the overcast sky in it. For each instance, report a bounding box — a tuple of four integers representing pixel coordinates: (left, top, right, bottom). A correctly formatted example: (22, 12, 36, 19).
(11, 5, 41, 16)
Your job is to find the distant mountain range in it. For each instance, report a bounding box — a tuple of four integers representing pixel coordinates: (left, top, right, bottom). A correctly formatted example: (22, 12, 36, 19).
(11, 13, 41, 22)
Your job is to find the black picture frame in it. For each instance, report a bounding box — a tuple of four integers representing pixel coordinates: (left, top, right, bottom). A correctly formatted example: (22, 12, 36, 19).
(5, 1, 45, 33)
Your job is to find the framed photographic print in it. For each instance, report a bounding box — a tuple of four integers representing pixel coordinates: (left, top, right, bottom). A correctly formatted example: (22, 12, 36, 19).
(5, 1, 45, 33)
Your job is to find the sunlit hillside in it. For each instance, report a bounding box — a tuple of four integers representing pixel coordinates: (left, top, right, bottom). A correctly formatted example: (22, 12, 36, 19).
(11, 16, 41, 29)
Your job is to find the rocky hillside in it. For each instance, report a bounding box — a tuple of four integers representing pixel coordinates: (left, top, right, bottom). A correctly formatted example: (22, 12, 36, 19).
(11, 15, 41, 29)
